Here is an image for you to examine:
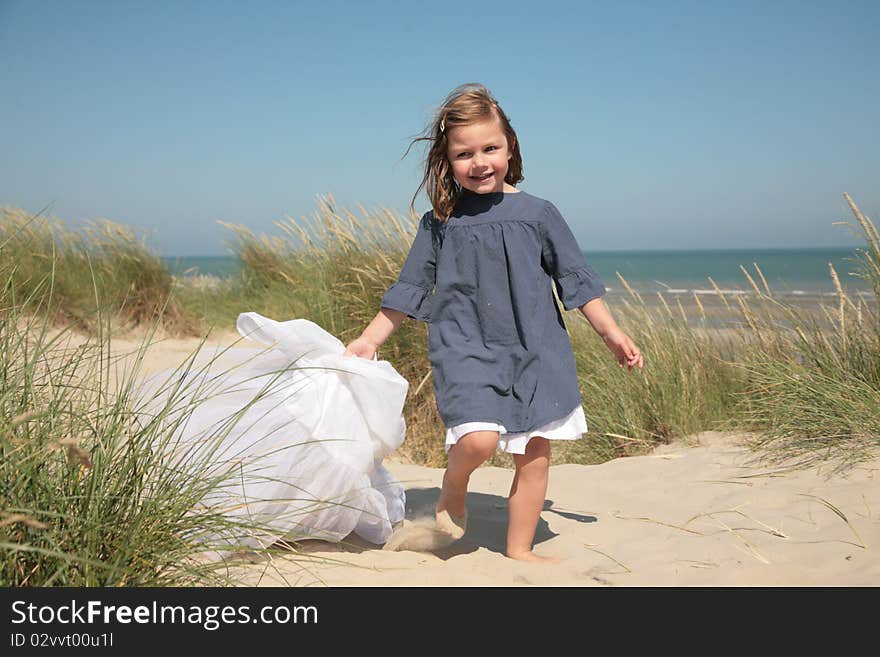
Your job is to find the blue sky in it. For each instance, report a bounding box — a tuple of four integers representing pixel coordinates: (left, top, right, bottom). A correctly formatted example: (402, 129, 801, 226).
(1, 0, 878, 255)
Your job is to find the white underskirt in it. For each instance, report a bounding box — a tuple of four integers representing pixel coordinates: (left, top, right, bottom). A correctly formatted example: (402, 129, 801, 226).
(445, 404, 588, 455)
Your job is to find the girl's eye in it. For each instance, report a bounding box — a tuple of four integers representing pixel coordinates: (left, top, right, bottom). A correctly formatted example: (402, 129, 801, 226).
(486, 146, 497, 152)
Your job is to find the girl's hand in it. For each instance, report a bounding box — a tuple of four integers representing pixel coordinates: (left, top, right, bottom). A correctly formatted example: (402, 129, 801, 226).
(343, 336, 379, 360)
(602, 328, 644, 371)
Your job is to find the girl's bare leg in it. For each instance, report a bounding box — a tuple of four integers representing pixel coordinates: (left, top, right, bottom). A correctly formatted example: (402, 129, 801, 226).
(435, 430, 498, 533)
(507, 437, 561, 563)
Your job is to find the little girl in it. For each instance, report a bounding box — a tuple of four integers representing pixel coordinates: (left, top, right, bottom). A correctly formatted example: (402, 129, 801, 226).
(344, 83, 643, 563)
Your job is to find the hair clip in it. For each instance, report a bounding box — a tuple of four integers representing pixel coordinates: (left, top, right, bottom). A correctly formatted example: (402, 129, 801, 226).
(439, 118, 445, 133)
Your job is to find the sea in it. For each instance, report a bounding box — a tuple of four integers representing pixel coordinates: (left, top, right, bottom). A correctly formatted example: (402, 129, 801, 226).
(163, 248, 874, 302)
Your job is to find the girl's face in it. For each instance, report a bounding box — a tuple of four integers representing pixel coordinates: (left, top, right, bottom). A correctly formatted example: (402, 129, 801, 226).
(446, 116, 513, 194)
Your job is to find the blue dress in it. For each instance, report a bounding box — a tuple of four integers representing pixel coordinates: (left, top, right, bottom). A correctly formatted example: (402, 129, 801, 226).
(381, 189, 606, 434)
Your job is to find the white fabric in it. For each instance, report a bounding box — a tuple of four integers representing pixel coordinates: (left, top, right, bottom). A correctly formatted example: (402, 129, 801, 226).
(445, 404, 588, 455)
(136, 313, 408, 556)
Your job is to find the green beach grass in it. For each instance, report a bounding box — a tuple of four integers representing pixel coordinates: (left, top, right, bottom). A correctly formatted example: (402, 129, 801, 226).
(0, 245, 333, 585)
(1, 193, 878, 585)
(0, 207, 197, 335)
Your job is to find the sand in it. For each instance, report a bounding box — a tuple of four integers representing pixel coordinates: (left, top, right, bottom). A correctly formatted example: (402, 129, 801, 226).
(224, 432, 877, 587)
(121, 330, 880, 587)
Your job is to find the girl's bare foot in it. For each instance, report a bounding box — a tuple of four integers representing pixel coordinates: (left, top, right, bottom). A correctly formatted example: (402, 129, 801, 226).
(435, 508, 467, 540)
(507, 550, 564, 564)
(381, 469, 466, 552)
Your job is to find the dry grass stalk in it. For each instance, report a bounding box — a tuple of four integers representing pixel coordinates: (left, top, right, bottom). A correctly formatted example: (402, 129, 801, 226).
(676, 297, 689, 325)
(610, 511, 704, 535)
(412, 369, 432, 397)
(799, 493, 867, 549)
(603, 432, 653, 448)
(707, 276, 731, 310)
(10, 410, 39, 427)
(736, 294, 761, 340)
(686, 507, 787, 538)
(753, 262, 772, 297)
(739, 265, 763, 296)
(583, 544, 632, 573)
(656, 292, 673, 319)
(829, 262, 847, 355)
(616, 272, 643, 304)
(692, 291, 706, 320)
(827, 262, 852, 307)
(844, 192, 880, 273)
(0, 513, 48, 530)
(710, 515, 771, 564)
(382, 207, 408, 238)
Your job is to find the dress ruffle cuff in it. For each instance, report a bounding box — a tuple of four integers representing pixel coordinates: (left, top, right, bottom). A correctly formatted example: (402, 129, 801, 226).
(556, 266, 607, 311)
(380, 280, 433, 322)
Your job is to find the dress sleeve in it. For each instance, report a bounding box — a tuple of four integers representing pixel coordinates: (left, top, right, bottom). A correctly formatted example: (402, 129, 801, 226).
(540, 201, 606, 311)
(380, 211, 437, 322)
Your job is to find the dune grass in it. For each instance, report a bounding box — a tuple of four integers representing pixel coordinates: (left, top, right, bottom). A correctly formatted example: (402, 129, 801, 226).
(0, 269, 326, 586)
(726, 194, 880, 473)
(551, 289, 747, 464)
(555, 195, 878, 470)
(0, 206, 198, 335)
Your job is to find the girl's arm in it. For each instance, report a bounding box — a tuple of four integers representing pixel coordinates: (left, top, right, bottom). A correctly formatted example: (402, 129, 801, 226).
(578, 297, 617, 337)
(344, 307, 406, 358)
(578, 297, 644, 371)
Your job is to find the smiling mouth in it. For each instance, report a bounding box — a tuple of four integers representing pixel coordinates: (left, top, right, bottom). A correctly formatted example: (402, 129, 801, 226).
(470, 173, 494, 182)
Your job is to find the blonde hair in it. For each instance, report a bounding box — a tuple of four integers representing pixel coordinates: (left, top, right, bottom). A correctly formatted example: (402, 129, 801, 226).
(405, 83, 524, 221)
